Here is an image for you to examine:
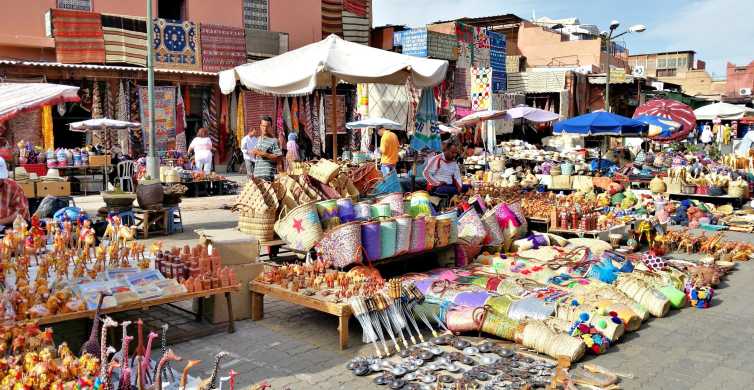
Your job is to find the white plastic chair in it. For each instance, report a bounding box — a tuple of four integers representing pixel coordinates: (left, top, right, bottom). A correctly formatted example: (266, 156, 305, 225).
(116, 160, 137, 192)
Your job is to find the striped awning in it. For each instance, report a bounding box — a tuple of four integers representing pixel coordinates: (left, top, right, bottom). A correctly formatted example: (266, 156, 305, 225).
(0, 83, 80, 123)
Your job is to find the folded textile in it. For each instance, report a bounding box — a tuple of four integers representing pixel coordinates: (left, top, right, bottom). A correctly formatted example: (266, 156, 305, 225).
(101, 14, 147, 66)
(200, 23, 246, 73)
(322, 0, 343, 36)
(343, 0, 367, 17)
(51, 9, 106, 64)
(153, 18, 202, 70)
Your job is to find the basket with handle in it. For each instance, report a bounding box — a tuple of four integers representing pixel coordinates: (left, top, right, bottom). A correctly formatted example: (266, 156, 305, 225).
(361, 220, 382, 261)
(236, 178, 279, 242)
(273, 201, 324, 252)
(394, 215, 413, 254)
(379, 218, 398, 259)
(316, 199, 341, 231)
(315, 221, 363, 268)
(309, 158, 341, 184)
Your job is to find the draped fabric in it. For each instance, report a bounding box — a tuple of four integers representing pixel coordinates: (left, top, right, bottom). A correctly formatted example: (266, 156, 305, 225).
(324, 94, 347, 134)
(311, 94, 322, 156)
(229, 89, 237, 145)
(175, 85, 187, 153)
(138, 86, 177, 153)
(471, 67, 492, 111)
(291, 96, 300, 132)
(101, 14, 148, 66)
(219, 93, 229, 160)
(278, 98, 288, 149)
(199, 23, 246, 73)
(153, 18, 202, 70)
(92, 82, 103, 119)
(322, 0, 343, 37)
(208, 89, 220, 154)
(116, 80, 131, 154)
(243, 91, 275, 136)
(319, 93, 326, 154)
(235, 91, 245, 144)
(42, 105, 54, 150)
(129, 81, 143, 154)
(50, 9, 106, 64)
(366, 84, 410, 130)
(275, 98, 284, 134)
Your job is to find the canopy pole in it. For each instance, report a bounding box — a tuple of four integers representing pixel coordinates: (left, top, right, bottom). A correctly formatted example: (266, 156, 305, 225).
(331, 75, 337, 160)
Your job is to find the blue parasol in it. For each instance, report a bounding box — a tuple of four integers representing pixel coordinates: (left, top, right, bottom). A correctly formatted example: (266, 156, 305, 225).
(554, 111, 648, 137)
(633, 115, 681, 138)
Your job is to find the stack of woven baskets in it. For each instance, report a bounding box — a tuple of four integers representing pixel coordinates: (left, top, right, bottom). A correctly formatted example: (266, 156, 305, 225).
(236, 178, 280, 242)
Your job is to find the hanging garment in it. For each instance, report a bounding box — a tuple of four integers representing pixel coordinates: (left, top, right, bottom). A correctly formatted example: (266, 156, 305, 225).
(175, 85, 187, 153)
(236, 91, 245, 145)
(116, 80, 130, 154)
(42, 106, 54, 150)
(291, 97, 300, 131)
(319, 93, 326, 154)
(208, 89, 220, 152)
(311, 93, 322, 156)
(229, 90, 238, 144)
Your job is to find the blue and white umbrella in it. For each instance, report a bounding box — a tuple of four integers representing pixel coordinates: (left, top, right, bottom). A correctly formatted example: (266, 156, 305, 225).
(345, 117, 403, 130)
(634, 115, 681, 138)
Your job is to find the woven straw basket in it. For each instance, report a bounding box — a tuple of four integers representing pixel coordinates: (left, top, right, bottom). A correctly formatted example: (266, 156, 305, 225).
(274, 201, 323, 252)
(316, 221, 362, 268)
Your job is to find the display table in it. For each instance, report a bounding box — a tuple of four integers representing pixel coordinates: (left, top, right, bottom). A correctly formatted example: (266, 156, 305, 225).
(548, 224, 627, 240)
(30, 285, 240, 333)
(56, 165, 108, 195)
(249, 281, 352, 349)
(668, 192, 749, 208)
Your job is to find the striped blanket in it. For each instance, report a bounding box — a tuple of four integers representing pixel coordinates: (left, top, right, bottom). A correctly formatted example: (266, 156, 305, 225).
(244, 91, 275, 136)
(101, 14, 147, 66)
(322, 0, 343, 37)
(343, 0, 368, 17)
(342, 10, 369, 45)
(50, 9, 105, 64)
(200, 24, 246, 73)
(153, 18, 202, 70)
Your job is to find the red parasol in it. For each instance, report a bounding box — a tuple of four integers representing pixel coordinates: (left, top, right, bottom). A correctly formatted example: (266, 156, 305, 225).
(633, 98, 696, 142)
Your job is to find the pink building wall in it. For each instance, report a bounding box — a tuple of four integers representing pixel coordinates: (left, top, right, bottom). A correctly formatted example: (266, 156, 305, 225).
(726, 61, 754, 97)
(269, 0, 322, 50)
(517, 22, 628, 71)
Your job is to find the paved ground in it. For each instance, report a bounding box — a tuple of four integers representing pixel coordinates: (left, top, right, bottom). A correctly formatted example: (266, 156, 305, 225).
(61, 188, 754, 389)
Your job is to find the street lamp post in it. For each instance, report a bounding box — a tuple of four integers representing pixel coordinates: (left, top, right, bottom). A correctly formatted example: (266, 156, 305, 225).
(145, 0, 159, 180)
(603, 21, 646, 112)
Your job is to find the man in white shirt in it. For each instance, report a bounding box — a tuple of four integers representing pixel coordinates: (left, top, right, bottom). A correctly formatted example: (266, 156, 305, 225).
(240, 127, 258, 176)
(423, 141, 469, 196)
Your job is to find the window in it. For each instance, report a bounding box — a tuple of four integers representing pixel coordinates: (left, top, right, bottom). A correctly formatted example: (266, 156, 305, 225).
(657, 58, 667, 69)
(657, 69, 676, 77)
(677, 56, 687, 69)
(244, 0, 269, 31)
(57, 0, 92, 11)
(159, 0, 186, 21)
(666, 58, 677, 69)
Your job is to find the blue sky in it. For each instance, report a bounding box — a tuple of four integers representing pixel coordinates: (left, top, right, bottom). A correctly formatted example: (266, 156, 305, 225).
(373, 0, 753, 79)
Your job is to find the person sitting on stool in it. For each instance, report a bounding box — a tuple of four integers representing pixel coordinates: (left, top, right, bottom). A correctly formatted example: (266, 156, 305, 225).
(423, 141, 469, 197)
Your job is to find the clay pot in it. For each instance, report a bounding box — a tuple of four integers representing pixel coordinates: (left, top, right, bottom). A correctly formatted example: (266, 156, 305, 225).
(136, 178, 164, 210)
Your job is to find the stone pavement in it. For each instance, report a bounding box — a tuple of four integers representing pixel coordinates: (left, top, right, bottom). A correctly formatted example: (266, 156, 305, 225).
(65, 188, 754, 389)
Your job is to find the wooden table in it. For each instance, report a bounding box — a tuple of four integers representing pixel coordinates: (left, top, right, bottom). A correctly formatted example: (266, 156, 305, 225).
(134, 207, 170, 239)
(30, 285, 240, 333)
(249, 281, 352, 350)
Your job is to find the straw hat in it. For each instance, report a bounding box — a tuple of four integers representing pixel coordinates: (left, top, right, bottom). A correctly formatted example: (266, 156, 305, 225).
(13, 166, 29, 181)
(41, 168, 64, 181)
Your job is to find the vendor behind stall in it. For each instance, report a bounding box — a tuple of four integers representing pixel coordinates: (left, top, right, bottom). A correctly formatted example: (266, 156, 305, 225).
(0, 157, 30, 229)
(253, 116, 282, 181)
(423, 141, 469, 197)
(379, 127, 400, 175)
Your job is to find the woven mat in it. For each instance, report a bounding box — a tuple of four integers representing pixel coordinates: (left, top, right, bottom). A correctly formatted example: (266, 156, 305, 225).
(51, 9, 105, 64)
(153, 18, 202, 70)
(200, 23, 246, 73)
(244, 91, 276, 136)
(322, 0, 343, 36)
(323, 94, 346, 134)
(138, 86, 177, 152)
(101, 14, 147, 66)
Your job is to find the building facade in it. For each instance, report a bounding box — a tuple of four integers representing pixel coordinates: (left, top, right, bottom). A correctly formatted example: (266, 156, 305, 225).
(628, 50, 726, 99)
(726, 61, 754, 102)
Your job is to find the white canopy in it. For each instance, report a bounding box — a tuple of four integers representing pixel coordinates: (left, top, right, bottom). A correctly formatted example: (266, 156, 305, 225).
(694, 102, 746, 120)
(219, 34, 449, 96)
(69, 118, 141, 132)
(346, 117, 403, 130)
(452, 110, 508, 126)
(0, 82, 80, 123)
(505, 105, 561, 122)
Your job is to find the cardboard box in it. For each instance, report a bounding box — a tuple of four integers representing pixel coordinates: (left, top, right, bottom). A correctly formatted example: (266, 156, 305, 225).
(200, 262, 264, 323)
(37, 181, 71, 197)
(17, 181, 36, 198)
(195, 228, 259, 265)
(88, 155, 109, 167)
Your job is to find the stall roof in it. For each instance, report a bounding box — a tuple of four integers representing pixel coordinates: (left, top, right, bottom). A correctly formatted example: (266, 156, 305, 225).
(0, 60, 218, 77)
(506, 71, 567, 93)
(0, 82, 80, 122)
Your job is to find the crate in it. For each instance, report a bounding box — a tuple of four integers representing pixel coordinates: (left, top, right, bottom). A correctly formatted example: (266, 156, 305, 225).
(17, 181, 36, 198)
(88, 155, 109, 167)
(37, 181, 71, 197)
